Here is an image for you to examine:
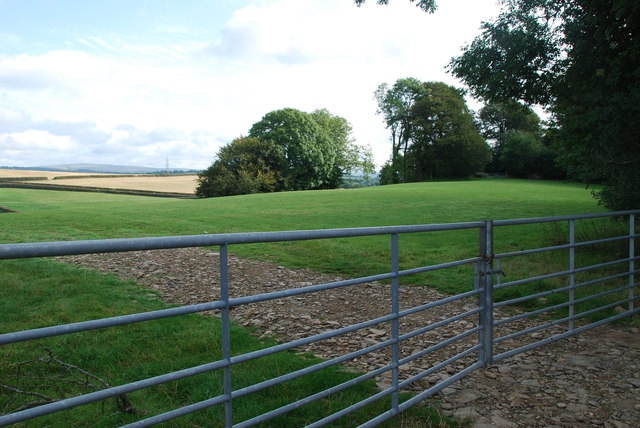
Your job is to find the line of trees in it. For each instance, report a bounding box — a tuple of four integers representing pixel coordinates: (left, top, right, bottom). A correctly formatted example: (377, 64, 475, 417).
(447, 0, 639, 210)
(361, 0, 639, 211)
(196, 108, 373, 198)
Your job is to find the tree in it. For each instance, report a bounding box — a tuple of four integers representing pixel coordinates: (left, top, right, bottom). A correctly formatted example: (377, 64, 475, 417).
(197, 108, 373, 198)
(376, 79, 490, 183)
(196, 137, 283, 197)
(248, 108, 336, 191)
(374, 78, 430, 182)
(310, 109, 375, 186)
(248, 108, 373, 191)
(449, 0, 640, 210)
(477, 99, 543, 173)
(408, 82, 490, 179)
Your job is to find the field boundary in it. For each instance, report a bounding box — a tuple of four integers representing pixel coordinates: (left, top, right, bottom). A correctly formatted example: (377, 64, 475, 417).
(0, 181, 194, 198)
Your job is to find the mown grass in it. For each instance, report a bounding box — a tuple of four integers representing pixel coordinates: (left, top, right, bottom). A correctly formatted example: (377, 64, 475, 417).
(1, 179, 637, 425)
(0, 258, 457, 426)
(0, 179, 604, 280)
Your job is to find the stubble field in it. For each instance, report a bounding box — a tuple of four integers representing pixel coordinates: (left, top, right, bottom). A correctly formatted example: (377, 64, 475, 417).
(0, 169, 198, 195)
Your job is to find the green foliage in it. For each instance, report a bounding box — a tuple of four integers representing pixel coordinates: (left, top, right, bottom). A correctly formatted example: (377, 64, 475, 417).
(409, 82, 490, 179)
(449, 0, 640, 210)
(376, 80, 490, 183)
(477, 99, 553, 175)
(196, 137, 283, 197)
(197, 108, 373, 197)
(501, 130, 559, 178)
(249, 108, 335, 191)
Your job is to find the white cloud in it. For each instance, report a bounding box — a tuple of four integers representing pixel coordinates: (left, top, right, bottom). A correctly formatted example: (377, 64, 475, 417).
(0, 0, 501, 169)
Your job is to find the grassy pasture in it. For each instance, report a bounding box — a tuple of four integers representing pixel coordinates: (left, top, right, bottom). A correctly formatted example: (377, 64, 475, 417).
(2, 179, 635, 426)
(0, 179, 606, 287)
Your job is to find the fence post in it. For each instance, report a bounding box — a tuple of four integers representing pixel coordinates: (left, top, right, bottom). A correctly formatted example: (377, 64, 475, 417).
(630, 214, 636, 311)
(220, 244, 233, 427)
(569, 220, 576, 331)
(478, 221, 494, 366)
(390, 233, 400, 413)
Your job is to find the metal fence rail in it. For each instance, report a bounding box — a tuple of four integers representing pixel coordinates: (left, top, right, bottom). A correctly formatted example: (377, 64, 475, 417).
(1, 211, 638, 426)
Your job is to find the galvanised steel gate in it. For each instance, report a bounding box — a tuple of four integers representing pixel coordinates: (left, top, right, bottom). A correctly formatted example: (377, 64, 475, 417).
(1, 210, 638, 426)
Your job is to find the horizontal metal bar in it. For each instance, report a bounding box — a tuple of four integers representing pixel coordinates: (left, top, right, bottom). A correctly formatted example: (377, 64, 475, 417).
(497, 243, 573, 259)
(397, 289, 480, 319)
(0, 222, 485, 260)
(496, 237, 640, 260)
(306, 384, 395, 428)
(495, 270, 634, 308)
(494, 308, 640, 362)
(495, 283, 639, 328)
(393, 362, 482, 416)
(0, 301, 225, 345)
(493, 210, 640, 227)
(578, 234, 639, 247)
(235, 364, 394, 428)
(493, 258, 635, 291)
(493, 269, 571, 290)
(230, 313, 396, 365)
(397, 257, 482, 277)
(398, 309, 481, 343)
(398, 344, 481, 390)
(231, 337, 394, 400)
(495, 294, 640, 344)
(121, 394, 229, 428)
(399, 328, 481, 369)
(0, 359, 228, 426)
(229, 272, 395, 307)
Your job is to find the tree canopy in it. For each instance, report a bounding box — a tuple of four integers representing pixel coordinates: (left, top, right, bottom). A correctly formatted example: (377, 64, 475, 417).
(377, 79, 490, 183)
(197, 108, 373, 197)
(449, 0, 640, 210)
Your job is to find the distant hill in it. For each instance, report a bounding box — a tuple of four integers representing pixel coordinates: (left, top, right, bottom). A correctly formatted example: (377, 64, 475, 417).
(2, 164, 199, 174)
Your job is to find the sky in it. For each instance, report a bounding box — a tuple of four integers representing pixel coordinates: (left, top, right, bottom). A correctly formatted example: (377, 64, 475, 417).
(0, 0, 502, 170)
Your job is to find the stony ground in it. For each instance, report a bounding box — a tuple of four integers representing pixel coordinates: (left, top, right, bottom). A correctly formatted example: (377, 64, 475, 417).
(60, 248, 640, 428)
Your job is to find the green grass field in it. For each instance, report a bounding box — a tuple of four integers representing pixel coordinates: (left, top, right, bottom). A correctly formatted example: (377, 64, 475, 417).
(1, 179, 633, 426)
(0, 179, 605, 284)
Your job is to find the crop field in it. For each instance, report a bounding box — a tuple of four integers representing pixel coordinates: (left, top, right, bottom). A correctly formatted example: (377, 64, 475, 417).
(0, 169, 198, 195)
(0, 168, 105, 179)
(3, 179, 634, 426)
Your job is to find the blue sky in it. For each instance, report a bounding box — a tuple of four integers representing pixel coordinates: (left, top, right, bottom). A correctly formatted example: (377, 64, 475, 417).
(0, 0, 501, 169)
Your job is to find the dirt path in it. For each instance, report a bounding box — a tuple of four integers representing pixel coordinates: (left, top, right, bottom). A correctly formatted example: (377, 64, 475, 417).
(60, 248, 640, 427)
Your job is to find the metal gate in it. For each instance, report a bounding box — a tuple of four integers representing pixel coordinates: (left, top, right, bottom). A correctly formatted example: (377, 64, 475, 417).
(1, 210, 638, 426)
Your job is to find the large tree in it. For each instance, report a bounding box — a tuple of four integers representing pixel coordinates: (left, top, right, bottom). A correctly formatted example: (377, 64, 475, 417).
(248, 108, 372, 191)
(449, 0, 640, 210)
(477, 99, 544, 173)
(377, 79, 490, 183)
(197, 108, 373, 197)
(248, 108, 335, 190)
(409, 82, 490, 180)
(196, 137, 284, 197)
(374, 77, 429, 182)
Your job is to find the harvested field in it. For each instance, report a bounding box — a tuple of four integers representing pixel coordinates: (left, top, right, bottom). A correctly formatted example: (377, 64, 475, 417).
(0, 169, 198, 195)
(0, 169, 102, 179)
(45, 175, 198, 194)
